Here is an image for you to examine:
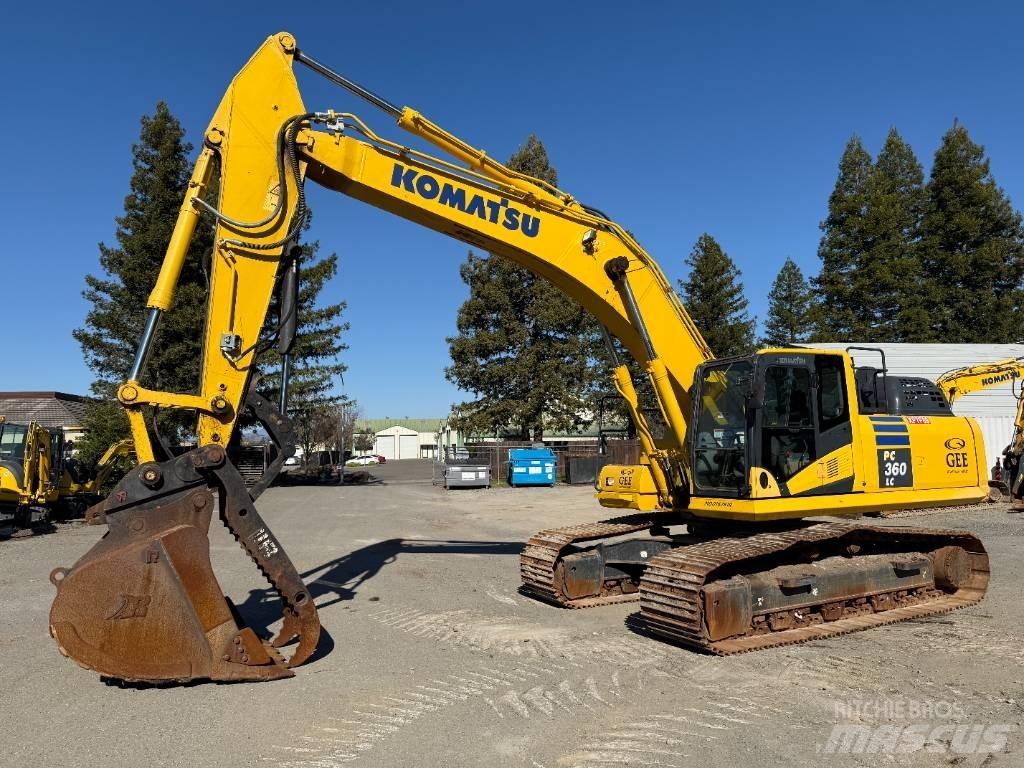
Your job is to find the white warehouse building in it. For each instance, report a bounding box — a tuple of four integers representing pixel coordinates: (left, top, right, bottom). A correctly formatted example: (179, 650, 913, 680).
(373, 426, 424, 461)
(359, 419, 441, 460)
(808, 343, 1024, 467)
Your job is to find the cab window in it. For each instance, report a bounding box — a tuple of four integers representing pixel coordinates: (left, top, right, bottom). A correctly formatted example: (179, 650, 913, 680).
(816, 356, 849, 432)
(0, 424, 28, 462)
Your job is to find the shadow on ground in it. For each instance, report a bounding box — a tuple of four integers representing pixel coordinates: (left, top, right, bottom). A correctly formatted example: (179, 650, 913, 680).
(276, 469, 385, 486)
(236, 538, 524, 654)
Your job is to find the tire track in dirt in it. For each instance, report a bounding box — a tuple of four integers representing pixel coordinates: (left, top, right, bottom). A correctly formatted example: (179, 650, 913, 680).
(270, 665, 658, 767)
(367, 605, 674, 667)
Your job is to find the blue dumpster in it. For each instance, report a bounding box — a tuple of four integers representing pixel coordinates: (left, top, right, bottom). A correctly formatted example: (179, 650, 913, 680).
(508, 448, 557, 487)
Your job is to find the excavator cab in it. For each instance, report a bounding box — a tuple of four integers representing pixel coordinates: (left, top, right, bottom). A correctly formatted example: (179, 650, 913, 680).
(691, 351, 854, 499)
(0, 420, 30, 515)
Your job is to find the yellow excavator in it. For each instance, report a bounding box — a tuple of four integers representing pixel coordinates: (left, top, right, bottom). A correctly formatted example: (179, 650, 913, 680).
(936, 356, 1024, 503)
(49, 33, 990, 683)
(0, 417, 134, 530)
(1, 418, 60, 530)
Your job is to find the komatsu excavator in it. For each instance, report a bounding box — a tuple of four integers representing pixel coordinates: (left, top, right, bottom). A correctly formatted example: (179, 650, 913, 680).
(936, 356, 1024, 503)
(49, 33, 990, 683)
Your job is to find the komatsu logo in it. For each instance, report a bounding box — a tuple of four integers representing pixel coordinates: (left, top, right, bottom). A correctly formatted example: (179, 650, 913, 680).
(390, 163, 541, 238)
(981, 371, 1019, 386)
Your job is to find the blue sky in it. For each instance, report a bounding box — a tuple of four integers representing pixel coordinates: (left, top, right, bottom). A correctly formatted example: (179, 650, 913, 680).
(4, 2, 1022, 417)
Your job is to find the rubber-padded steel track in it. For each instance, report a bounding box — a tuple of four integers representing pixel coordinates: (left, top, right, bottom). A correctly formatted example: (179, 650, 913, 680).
(639, 522, 989, 654)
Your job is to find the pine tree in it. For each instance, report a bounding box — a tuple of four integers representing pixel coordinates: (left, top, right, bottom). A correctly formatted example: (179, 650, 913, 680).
(812, 136, 873, 341)
(679, 234, 754, 356)
(446, 136, 600, 441)
(862, 129, 929, 341)
(73, 103, 214, 457)
(921, 122, 1024, 342)
(760, 258, 814, 346)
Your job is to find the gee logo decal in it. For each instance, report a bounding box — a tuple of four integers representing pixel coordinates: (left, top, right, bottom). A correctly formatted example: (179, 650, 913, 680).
(390, 163, 541, 238)
(944, 437, 969, 471)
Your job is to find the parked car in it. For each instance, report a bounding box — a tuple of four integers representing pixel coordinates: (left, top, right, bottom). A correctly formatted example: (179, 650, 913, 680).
(346, 455, 380, 466)
(375, 455, 387, 464)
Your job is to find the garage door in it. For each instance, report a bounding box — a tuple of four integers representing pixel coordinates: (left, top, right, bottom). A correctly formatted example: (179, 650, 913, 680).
(399, 434, 418, 460)
(375, 435, 395, 461)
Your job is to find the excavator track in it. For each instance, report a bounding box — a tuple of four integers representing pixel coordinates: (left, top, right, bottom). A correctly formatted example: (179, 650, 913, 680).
(521, 518, 989, 653)
(520, 513, 667, 607)
(640, 522, 989, 654)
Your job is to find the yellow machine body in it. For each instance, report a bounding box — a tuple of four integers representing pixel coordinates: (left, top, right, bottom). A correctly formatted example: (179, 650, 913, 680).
(0, 417, 134, 526)
(46, 32, 998, 681)
(600, 348, 988, 519)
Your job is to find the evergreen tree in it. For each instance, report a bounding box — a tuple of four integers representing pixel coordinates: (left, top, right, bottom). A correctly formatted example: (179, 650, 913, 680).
(921, 122, 1024, 342)
(74, 103, 214, 457)
(446, 136, 600, 440)
(760, 258, 814, 346)
(862, 129, 930, 341)
(678, 234, 754, 356)
(812, 136, 873, 341)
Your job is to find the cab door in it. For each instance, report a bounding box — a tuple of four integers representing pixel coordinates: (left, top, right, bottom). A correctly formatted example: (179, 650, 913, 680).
(810, 354, 855, 493)
(753, 353, 854, 496)
(755, 357, 817, 494)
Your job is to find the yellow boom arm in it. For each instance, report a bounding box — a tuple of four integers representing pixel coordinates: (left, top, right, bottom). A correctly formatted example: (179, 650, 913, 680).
(122, 32, 712, 507)
(936, 357, 1024, 403)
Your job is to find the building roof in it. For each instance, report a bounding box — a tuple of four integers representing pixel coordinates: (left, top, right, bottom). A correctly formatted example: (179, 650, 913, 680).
(374, 425, 420, 436)
(357, 418, 442, 434)
(0, 392, 92, 429)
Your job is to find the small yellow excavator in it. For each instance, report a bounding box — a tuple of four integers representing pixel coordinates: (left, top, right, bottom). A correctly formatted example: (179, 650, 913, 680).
(1, 418, 60, 530)
(936, 357, 1024, 504)
(49, 33, 991, 683)
(0, 416, 133, 530)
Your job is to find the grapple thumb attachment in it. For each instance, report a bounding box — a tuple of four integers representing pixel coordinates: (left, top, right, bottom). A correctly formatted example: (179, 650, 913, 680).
(49, 445, 320, 684)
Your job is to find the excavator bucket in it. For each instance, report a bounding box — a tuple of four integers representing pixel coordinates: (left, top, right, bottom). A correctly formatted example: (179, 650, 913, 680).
(49, 445, 320, 684)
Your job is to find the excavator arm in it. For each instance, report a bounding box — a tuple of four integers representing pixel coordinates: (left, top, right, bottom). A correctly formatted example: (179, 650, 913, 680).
(123, 33, 710, 477)
(49, 32, 713, 684)
(936, 357, 1024, 403)
(937, 357, 1024, 502)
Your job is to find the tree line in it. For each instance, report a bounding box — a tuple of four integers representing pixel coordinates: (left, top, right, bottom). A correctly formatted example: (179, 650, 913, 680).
(447, 123, 1024, 440)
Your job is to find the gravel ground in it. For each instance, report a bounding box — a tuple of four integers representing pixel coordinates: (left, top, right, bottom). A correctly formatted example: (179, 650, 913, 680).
(2, 459, 1022, 767)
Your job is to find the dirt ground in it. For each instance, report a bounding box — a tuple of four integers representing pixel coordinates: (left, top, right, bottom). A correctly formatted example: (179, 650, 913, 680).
(1, 459, 1022, 767)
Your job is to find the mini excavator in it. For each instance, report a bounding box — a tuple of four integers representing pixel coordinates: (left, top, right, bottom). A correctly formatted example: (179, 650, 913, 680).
(0, 417, 133, 529)
(49, 33, 989, 682)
